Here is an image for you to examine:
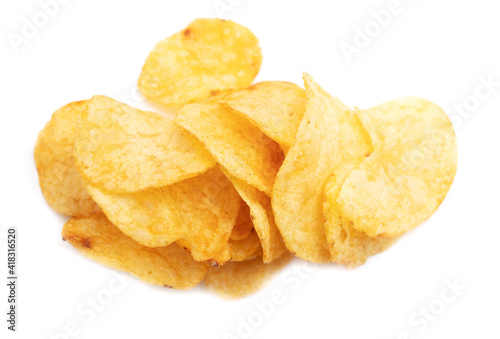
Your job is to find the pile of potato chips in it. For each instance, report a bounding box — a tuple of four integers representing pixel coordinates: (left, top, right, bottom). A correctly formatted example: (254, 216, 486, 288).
(35, 18, 457, 298)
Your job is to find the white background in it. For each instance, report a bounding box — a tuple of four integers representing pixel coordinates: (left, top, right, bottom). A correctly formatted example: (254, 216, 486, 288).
(1, 0, 499, 338)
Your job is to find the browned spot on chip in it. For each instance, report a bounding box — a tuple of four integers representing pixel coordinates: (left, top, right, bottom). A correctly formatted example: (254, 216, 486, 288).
(82, 239, 92, 249)
(207, 259, 220, 267)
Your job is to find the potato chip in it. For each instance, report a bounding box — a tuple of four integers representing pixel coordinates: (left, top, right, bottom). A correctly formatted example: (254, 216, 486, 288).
(229, 231, 263, 262)
(34, 101, 100, 216)
(36, 15, 461, 297)
(226, 172, 287, 263)
(85, 167, 241, 265)
(204, 253, 292, 299)
(228, 199, 262, 262)
(324, 176, 397, 267)
(337, 97, 457, 238)
(222, 81, 306, 154)
(230, 201, 254, 241)
(62, 213, 207, 289)
(74, 95, 215, 193)
(322, 160, 395, 266)
(272, 73, 373, 263)
(138, 18, 262, 106)
(176, 102, 283, 196)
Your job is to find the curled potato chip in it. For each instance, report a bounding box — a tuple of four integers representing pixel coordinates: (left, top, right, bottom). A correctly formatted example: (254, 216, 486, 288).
(324, 176, 397, 267)
(62, 213, 207, 289)
(34, 101, 100, 216)
(229, 231, 263, 262)
(85, 167, 241, 265)
(226, 173, 287, 263)
(138, 18, 262, 106)
(75, 95, 215, 193)
(222, 81, 306, 154)
(272, 73, 373, 263)
(323, 159, 394, 266)
(230, 201, 254, 241)
(337, 97, 457, 238)
(204, 253, 292, 299)
(176, 102, 283, 196)
(229, 200, 263, 262)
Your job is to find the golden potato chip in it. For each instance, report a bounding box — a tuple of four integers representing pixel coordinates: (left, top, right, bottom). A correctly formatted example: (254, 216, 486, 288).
(228, 200, 262, 262)
(85, 167, 240, 265)
(138, 18, 262, 106)
(272, 73, 373, 263)
(230, 201, 254, 241)
(176, 102, 283, 196)
(322, 158, 395, 266)
(229, 230, 263, 262)
(75, 95, 215, 193)
(204, 253, 292, 299)
(226, 172, 287, 263)
(62, 213, 207, 289)
(222, 81, 306, 154)
(34, 101, 100, 216)
(324, 176, 397, 267)
(337, 97, 457, 238)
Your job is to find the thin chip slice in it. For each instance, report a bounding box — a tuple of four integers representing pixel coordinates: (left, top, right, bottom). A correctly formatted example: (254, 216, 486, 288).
(85, 167, 240, 265)
(176, 102, 283, 196)
(230, 201, 254, 241)
(272, 73, 373, 263)
(204, 253, 292, 299)
(138, 18, 262, 106)
(229, 230, 263, 262)
(324, 175, 397, 267)
(34, 101, 100, 216)
(62, 213, 207, 289)
(226, 173, 287, 263)
(75, 95, 215, 193)
(222, 81, 306, 154)
(337, 97, 457, 238)
(229, 199, 263, 262)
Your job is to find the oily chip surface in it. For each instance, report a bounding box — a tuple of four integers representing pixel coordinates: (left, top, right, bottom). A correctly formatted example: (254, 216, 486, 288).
(62, 213, 208, 289)
(337, 97, 457, 238)
(138, 18, 262, 106)
(176, 102, 283, 196)
(204, 253, 292, 299)
(34, 101, 100, 216)
(272, 73, 373, 263)
(222, 81, 306, 154)
(75, 95, 215, 193)
(85, 167, 241, 265)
